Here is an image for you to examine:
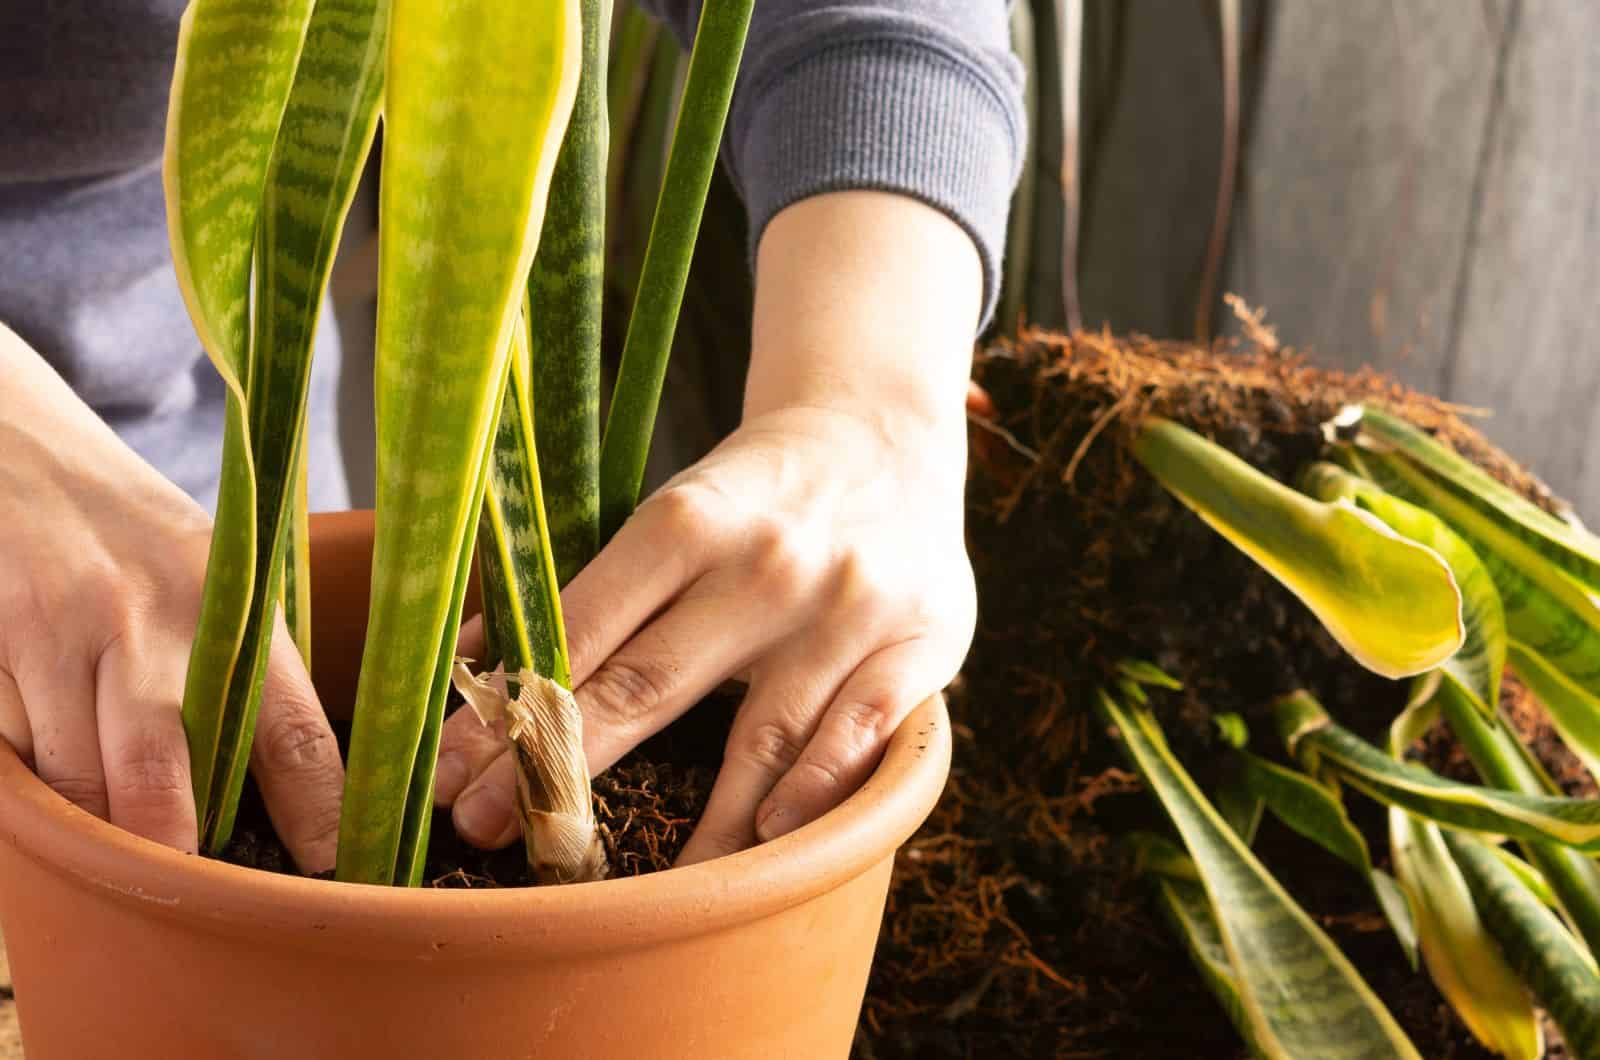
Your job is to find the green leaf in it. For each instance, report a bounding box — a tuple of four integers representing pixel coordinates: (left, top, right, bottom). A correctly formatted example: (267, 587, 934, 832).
(1213, 713, 1250, 750)
(167, 0, 384, 850)
(1509, 642, 1600, 781)
(1445, 830, 1600, 1056)
(1099, 691, 1419, 1059)
(1238, 751, 1418, 966)
(1348, 406, 1600, 589)
(1132, 418, 1463, 679)
(1384, 685, 1542, 1058)
(1127, 836, 1257, 1049)
(1390, 816, 1541, 1059)
(166, 0, 313, 393)
(1153, 874, 1260, 1055)
(1340, 444, 1600, 774)
(598, 0, 756, 539)
(337, 0, 582, 885)
(1300, 462, 1505, 717)
(284, 446, 313, 668)
(1433, 675, 1600, 958)
(478, 317, 572, 688)
(528, 0, 609, 586)
(1276, 692, 1600, 853)
(1488, 845, 1559, 910)
(1213, 772, 1265, 845)
(1125, 831, 1202, 881)
(606, 18, 678, 317)
(167, 0, 311, 849)
(1117, 658, 1185, 691)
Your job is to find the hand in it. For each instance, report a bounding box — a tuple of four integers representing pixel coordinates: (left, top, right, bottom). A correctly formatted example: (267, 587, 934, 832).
(435, 190, 982, 864)
(0, 324, 344, 872)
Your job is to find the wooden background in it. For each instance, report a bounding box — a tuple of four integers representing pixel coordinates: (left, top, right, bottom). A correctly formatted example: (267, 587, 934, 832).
(1069, 0, 1600, 518)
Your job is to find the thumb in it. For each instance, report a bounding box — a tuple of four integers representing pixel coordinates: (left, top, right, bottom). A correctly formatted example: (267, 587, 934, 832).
(250, 613, 344, 873)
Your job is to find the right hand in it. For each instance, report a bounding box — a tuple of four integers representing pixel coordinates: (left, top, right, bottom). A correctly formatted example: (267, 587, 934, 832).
(0, 323, 344, 872)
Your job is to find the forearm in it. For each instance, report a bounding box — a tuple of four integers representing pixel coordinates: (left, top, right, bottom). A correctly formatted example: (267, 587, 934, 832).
(745, 191, 980, 440)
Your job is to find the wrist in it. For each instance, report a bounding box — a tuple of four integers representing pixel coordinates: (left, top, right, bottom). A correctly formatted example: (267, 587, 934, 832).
(744, 190, 980, 441)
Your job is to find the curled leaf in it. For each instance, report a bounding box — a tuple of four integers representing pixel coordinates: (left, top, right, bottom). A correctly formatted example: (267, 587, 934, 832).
(1133, 418, 1463, 678)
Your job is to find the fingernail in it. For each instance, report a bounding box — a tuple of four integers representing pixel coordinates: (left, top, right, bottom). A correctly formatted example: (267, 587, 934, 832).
(454, 784, 513, 847)
(755, 802, 798, 843)
(434, 752, 470, 805)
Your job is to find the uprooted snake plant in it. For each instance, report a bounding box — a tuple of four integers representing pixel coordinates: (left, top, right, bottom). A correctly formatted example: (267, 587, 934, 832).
(165, 0, 752, 886)
(1107, 411, 1600, 1058)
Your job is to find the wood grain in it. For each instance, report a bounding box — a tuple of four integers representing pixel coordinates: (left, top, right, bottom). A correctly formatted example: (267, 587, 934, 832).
(1075, 0, 1600, 518)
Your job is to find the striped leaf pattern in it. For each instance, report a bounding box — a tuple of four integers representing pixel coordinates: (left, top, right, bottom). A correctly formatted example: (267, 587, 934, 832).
(1390, 814, 1541, 1059)
(479, 318, 572, 687)
(1309, 449, 1600, 951)
(1277, 692, 1600, 852)
(250, 0, 387, 682)
(167, 0, 313, 848)
(1238, 751, 1418, 966)
(1100, 691, 1419, 1059)
(1152, 872, 1260, 1055)
(1340, 444, 1600, 779)
(336, 0, 581, 885)
(528, 0, 610, 586)
(1352, 407, 1600, 589)
(1433, 676, 1600, 957)
(166, 0, 383, 849)
(1445, 831, 1600, 1056)
(1385, 689, 1541, 1060)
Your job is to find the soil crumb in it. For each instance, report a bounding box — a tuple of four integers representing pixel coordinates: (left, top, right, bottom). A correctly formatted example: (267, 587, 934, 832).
(223, 692, 735, 888)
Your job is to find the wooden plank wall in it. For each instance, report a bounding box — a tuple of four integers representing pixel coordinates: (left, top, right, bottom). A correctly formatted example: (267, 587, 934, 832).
(1074, 0, 1600, 518)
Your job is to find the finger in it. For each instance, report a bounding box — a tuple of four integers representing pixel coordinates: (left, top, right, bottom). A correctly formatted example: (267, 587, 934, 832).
(434, 705, 507, 806)
(250, 613, 344, 874)
(755, 638, 947, 843)
(561, 486, 723, 685)
(675, 674, 810, 867)
(674, 625, 864, 867)
(0, 671, 31, 763)
(22, 652, 109, 820)
(451, 571, 800, 848)
(455, 613, 485, 660)
(95, 629, 197, 853)
(578, 575, 799, 776)
(451, 750, 520, 850)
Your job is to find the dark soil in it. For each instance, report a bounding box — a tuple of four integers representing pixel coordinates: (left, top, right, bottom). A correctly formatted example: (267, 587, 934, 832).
(223, 691, 734, 886)
(220, 319, 1583, 1058)
(854, 324, 1579, 1059)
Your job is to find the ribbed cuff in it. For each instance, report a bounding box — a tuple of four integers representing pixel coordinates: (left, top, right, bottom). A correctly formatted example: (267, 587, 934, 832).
(732, 33, 1024, 334)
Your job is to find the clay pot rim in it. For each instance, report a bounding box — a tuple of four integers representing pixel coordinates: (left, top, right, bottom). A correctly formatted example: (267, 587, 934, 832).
(0, 694, 949, 959)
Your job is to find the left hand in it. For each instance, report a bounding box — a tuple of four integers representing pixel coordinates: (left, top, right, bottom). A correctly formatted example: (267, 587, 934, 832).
(434, 190, 982, 864)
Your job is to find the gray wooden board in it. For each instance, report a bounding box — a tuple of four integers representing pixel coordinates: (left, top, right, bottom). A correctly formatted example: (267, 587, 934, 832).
(1072, 0, 1600, 519)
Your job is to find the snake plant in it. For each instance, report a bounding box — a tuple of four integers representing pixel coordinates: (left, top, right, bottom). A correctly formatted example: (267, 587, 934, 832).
(166, 0, 753, 885)
(1126, 412, 1600, 1057)
(1102, 681, 1421, 1059)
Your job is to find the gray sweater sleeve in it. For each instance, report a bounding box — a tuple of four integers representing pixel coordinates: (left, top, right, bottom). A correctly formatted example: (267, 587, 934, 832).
(637, 1, 1025, 329)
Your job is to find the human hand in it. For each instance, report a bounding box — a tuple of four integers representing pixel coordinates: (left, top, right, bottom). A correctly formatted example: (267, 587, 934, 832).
(438, 401, 974, 862)
(435, 190, 982, 864)
(0, 324, 344, 872)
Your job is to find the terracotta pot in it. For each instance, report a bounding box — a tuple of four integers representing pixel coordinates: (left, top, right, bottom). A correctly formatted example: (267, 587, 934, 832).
(0, 511, 951, 1059)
